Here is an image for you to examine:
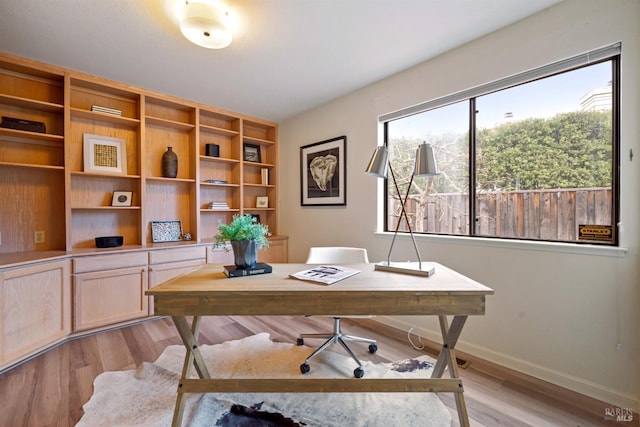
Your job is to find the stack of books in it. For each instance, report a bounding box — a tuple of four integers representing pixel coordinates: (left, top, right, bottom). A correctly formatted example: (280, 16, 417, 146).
(224, 262, 272, 278)
(91, 105, 122, 116)
(209, 201, 229, 210)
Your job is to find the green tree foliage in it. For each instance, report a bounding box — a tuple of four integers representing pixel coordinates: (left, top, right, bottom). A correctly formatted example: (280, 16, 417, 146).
(387, 110, 612, 232)
(389, 132, 468, 197)
(476, 111, 611, 191)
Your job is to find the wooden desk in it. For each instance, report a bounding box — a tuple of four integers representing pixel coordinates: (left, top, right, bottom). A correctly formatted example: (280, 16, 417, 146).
(146, 262, 494, 427)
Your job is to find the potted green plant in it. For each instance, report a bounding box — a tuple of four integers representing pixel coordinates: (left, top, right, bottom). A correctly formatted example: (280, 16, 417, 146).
(214, 214, 270, 269)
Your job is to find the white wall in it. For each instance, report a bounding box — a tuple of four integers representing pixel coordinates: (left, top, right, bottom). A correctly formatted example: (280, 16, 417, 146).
(278, 0, 639, 410)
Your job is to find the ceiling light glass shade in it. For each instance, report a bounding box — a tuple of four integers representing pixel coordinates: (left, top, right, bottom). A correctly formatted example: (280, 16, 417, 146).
(414, 142, 439, 176)
(180, 2, 232, 49)
(364, 145, 389, 178)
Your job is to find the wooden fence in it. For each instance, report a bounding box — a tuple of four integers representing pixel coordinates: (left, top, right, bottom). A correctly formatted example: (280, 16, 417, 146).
(389, 188, 612, 241)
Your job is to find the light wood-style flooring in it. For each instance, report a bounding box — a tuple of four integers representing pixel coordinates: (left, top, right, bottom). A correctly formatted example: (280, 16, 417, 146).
(0, 315, 633, 426)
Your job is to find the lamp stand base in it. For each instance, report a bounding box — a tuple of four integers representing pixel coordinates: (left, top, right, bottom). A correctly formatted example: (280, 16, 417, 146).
(374, 261, 436, 277)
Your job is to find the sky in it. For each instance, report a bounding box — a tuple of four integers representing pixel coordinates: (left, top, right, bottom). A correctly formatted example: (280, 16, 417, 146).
(389, 61, 612, 139)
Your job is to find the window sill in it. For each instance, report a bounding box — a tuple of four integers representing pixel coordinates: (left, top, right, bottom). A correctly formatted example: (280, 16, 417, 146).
(372, 232, 628, 258)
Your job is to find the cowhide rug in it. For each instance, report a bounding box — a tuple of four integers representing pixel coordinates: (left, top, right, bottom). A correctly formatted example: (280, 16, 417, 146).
(77, 333, 452, 426)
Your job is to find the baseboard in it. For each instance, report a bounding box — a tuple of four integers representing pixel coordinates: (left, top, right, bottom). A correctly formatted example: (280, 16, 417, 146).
(375, 316, 639, 416)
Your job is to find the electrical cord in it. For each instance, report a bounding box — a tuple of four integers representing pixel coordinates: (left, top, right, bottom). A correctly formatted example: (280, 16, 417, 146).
(407, 326, 425, 350)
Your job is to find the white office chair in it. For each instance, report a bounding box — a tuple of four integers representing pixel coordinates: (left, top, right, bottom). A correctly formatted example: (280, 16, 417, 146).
(297, 246, 377, 378)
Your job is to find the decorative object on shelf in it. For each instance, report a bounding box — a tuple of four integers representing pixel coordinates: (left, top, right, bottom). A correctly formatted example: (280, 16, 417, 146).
(214, 213, 270, 269)
(300, 135, 346, 206)
(182, 232, 192, 241)
(161, 146, 178, 178)
(83, 133, 127, 175)
(205, 179, 228, 184)
(243, 143, 261, 162)
(365, 141, 439, 276)
(111, 191, 133, 207)
(1, 116, 46, 133)
(91, 105, 121, 116)
(261, 168, 269, 185)
(95, 235, 123, 248)
(208, 201, 229, 210)
(256, 196, 268, 208)
(151, 220, 183, 243)
(205, 143, 220, 157)
(179, 0, 233, 49)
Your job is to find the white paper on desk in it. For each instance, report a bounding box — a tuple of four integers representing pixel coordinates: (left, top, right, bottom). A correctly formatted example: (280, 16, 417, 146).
(289, 265, 360, 285)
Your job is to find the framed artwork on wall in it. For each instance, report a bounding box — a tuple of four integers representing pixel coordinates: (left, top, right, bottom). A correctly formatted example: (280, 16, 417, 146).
(300, 135, 346, 206)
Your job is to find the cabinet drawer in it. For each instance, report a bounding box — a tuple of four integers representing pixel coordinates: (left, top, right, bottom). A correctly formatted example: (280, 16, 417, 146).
(148, 246, 206, 265)
(73, 251, 148, 273)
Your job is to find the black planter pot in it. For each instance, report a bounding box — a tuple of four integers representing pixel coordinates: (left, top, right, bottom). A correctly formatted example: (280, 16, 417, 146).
(231, 240, 257, 269)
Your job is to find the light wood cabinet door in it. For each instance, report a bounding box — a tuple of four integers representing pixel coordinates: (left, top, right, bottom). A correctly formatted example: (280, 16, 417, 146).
(258, 236, 288, 263)
(0, 259, 71, 368)
(73, 266, 148, 331)
(207, 244, 234, 265)
(149, 259, 204, 288)
(148, 259, 204, 314)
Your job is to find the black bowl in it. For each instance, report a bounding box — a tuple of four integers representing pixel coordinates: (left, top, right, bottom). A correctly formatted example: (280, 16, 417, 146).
(95, 236, 123, 248)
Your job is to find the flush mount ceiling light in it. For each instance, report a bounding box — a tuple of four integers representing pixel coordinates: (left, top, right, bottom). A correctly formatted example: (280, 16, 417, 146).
(180, 1, 232, 49)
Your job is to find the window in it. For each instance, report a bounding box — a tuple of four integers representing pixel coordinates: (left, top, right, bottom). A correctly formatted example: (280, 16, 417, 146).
(382, 45, 619, 245)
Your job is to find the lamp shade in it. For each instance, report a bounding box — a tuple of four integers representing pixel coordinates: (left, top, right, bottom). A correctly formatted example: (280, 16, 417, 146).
(364, 145, 389, 178)
(413, 142, 439, 176)
(180, 2, 232, 49)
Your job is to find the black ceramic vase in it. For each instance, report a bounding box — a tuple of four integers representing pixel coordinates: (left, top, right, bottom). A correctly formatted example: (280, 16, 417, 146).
(231, 240, 257, 269)
(162, 146, 178, 178)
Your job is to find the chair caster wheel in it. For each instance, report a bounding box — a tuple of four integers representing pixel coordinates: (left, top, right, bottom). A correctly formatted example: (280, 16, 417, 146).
(368, 343, 378, 353)
(296, 338, 304, 346)
(300, 363, 310, 374)
(354, 367, 364, 378)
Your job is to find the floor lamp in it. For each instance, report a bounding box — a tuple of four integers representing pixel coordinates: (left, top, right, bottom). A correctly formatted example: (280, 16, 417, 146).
(365, 142, 439, 276)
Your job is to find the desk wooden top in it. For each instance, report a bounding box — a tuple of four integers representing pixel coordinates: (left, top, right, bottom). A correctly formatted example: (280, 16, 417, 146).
(147, 263, 494, 317)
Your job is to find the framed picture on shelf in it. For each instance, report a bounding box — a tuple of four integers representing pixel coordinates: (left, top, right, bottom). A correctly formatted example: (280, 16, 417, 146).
(151, 220, 183, 243)
(83, 133, 127, 175)
(111, 191, 133, 207)
(256, 196, 268, 208)
(300, 135, 346, 206)
(243, 143, 261, 163)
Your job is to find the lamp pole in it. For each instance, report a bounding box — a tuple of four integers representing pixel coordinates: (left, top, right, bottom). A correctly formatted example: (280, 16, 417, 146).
(386, 163, 423, 270)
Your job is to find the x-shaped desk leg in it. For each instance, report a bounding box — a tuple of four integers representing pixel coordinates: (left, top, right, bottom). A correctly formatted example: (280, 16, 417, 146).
(171, 316, 211, 427)
(432, 315, 469, 427)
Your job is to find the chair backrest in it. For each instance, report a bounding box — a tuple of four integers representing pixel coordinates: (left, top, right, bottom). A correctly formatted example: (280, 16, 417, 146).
(305, 247, 369, 264)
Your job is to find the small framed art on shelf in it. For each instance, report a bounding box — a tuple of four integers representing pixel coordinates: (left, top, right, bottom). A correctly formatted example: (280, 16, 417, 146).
(151, 220, 183, 243)
(83, 133, 127, 175)
(111, 191, 133, 207)
(243, 143, 261, 162)
(256, 196, 268, 208)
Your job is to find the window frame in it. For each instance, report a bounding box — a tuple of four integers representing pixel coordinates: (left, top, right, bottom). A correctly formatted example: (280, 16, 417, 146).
(381, 44, 621, 246)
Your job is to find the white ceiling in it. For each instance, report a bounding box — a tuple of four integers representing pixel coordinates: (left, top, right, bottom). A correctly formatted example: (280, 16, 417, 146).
(0, 0, 560, 122)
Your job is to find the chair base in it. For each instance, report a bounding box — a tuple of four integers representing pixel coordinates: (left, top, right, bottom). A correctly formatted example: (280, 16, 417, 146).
(297, 317, 377, 377)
